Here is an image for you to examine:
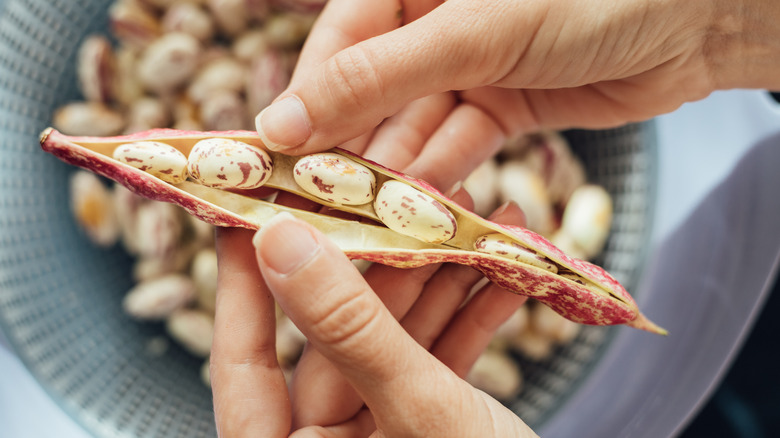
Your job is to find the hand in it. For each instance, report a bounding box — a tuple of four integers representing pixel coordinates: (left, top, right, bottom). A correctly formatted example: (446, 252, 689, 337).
(210, 201, 536, 437)
(254, 0, 780, 160)
(211, 109, 538, 436)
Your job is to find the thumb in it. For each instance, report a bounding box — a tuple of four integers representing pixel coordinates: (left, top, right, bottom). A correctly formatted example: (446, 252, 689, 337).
(252, 213, 538, 437)
(254, 2, 512, 154)
(251, 213, 440, 408)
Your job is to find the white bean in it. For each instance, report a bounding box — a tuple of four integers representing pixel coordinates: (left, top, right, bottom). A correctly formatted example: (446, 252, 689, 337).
(561, 184, 613, 258)
(199, 90, 249, 131)
(113, 141, 188, 184)
(531, 303, 581, 345)
(123, 274, 196, 320)
(462, 159, 499, 218)
(166, 308, 214, 357)
(123, 97, 171, 134)
(162, 3, 215, 43)
(137, 33, 201, 94)
(293, 153, 376, 205)
(76, 35, 115, 103)
(466, 350, 523, 401)
(187, 58, 248, 104)
(474, 233, 558, 273)
(53, 102, 125, 137)
(133, 201, 183, 257)
(69, 171, 120, 247)
(187, 138, 274, 189)
(191, 248, 218, 314)
(374, 181, 457, 244)
(497, 161, 554, 236)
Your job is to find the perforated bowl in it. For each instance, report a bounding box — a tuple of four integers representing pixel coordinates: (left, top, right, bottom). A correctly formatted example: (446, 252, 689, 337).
(0, 0, 656, 436)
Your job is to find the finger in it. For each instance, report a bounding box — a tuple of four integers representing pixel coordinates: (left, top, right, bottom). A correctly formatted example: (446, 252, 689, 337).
(288, 264, 442, 428)
(432, 282, 528, 377)
(400, 201, 526, 349)
(290, 408, 375, 438)
(254, 1, 522, 153)
(403, 102, 506, 190)
(251, 213, 450, 421)
(335, 130, 374, 156)
(290, 0, 402, 85)
(400, 263, 485, 349)
(361, 92, 457, 170)
(288, 153, 475, 429)
(290, 0, 445, 86)
(211, 227, 290, 438)
(458, 86, 540, 139)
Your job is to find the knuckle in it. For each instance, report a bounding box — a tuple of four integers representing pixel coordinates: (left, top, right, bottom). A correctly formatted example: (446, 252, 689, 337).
(321, 45, 386, 111)
(308, 283, 381, 350)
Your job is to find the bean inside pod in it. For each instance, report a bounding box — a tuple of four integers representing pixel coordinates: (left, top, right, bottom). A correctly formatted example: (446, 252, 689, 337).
(40, 128, 666, 334)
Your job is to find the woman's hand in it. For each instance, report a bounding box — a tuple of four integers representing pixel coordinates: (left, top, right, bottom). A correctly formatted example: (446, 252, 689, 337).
(255, 0, 780, 159)
(210, 201, 536, 437)
(211, 99, 539, 436)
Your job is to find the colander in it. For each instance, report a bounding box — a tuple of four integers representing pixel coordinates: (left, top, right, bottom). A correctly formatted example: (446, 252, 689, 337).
(0, 0, 656, 436)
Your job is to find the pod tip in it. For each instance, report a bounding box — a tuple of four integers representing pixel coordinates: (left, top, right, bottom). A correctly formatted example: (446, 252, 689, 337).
(39, 127, 55, 144)
(627, 312, 668, 335)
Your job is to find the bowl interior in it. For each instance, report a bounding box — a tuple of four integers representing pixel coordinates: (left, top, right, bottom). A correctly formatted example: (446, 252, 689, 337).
(0, 0, 656, 435)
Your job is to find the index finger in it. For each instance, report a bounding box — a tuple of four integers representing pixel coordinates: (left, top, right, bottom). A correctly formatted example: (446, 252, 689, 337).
(289, 0, 443, 86)
(211, 227, 290, 438)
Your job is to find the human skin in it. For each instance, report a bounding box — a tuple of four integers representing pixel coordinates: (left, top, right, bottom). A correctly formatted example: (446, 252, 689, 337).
(210, 124, 537, 436)
(255, 0, 780, 174)
(214, 0, 780, 435)
(211, 206, 537, 437)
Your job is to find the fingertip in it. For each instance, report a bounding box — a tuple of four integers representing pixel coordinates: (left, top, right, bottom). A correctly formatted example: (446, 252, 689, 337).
(256, 95, 312, 152)
(488, 200, 526, 227)
(253, 213, 321, 276)
(445, 181, 476, 212)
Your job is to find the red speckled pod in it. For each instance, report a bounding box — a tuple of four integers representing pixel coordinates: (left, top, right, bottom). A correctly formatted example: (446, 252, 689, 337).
(40, 128, 666, 334)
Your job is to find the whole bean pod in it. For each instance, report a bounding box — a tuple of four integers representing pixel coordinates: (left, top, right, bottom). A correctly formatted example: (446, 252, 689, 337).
(40, 128, 666, 335)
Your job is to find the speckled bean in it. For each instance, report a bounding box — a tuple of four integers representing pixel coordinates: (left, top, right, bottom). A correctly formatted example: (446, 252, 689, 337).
(53, 102, 125, 137)
(123, 273, 196, 320)
(474, 233, 558, 273)
(113, 141, 188, 183)
(374, 180, 457, 244)
(187, 138, 273, 189)
(77, 35, 115, 103)
(560, 184, 613, 258)
(293, 153, 376, 205)
(137, 33, 201, 94)
(69, 171, 120, 247)
(466, 349, 523, 401)
(166, 308, 214, 357)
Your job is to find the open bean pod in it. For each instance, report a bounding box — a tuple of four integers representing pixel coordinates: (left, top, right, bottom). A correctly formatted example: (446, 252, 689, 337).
(40, 128, 666, 334)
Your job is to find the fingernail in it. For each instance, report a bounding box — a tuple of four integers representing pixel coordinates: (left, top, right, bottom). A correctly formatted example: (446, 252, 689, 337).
(445, 180, 463, 198)
(255, 95, 312, 151)
(488, 200, 516, 220)
(253, 212, 320, 275)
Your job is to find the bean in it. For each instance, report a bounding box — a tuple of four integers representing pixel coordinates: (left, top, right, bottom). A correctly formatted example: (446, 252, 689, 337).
(113, 141, 188, 183)
(69, 171, 120, 247)
(123, 274, 196, 320)
(187, 138, 273, 189)
(293, 153, 376, 205)
(166, 308, 214, 357)
(374, 180, 457, 244)
(561, 184, 613, 258)
(474, 233, 558, 273)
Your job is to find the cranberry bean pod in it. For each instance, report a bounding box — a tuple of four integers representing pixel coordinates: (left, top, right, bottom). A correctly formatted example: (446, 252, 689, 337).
(40, 128, 665, 335)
